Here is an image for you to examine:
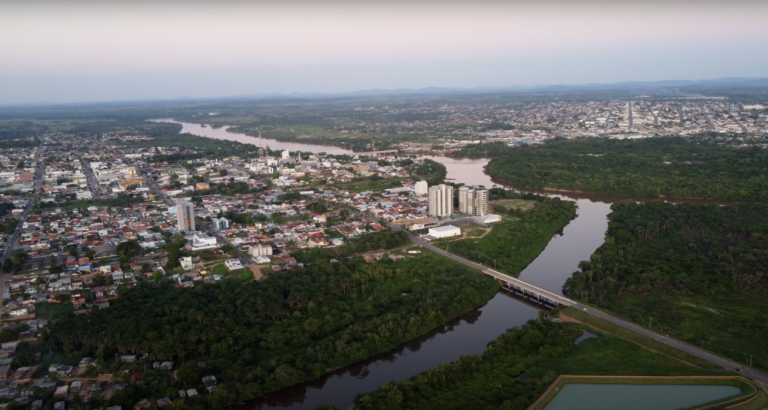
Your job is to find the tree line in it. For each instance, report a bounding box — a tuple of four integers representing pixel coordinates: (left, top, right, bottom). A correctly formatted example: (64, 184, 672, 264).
(480, 138, 768, 200)
(565, 201, 768, 371)
(41, 251, 498, 409)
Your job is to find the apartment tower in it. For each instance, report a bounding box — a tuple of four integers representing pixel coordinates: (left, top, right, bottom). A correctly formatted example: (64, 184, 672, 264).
(458, 186, 489, 216)
(428, 184, 454, 217)
(176, 199, 196, 232)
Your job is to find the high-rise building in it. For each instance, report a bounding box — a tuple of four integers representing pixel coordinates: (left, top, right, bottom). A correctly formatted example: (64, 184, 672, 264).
(414, 180, 428, 195)
(428, 184, 453, 217)
(176, 199, 196, 232)
(459, 186, 489, 216)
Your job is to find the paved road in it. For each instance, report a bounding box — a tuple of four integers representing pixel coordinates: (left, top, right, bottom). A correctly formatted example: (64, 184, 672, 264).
(1, 145, 46, 298)
(79, 157, 101, 199)
(391, 225, 768, 389)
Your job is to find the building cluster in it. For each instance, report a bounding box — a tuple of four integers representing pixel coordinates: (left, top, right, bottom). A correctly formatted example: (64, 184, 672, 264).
(322, 100, 768, 151)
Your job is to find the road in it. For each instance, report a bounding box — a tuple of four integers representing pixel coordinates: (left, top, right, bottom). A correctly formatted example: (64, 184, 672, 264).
(1, 145, 46, 297)
(391, 225, 768, 389)
(79, 157, 101, 199)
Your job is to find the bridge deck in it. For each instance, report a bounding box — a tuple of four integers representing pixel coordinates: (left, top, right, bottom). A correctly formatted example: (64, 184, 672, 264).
(483, 269, 577, 306)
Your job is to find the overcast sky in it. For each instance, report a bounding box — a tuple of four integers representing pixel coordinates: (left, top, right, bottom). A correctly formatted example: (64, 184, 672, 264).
(1, 0, 767, 104)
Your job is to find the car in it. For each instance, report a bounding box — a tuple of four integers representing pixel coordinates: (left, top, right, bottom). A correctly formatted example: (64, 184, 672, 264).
(582, 307, 587, 311)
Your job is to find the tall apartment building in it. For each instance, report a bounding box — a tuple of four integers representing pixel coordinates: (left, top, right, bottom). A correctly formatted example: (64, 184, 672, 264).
(428, 184, 454, 217)
(458, 186, 489, 216)
(414, 180, 428, 195)
(176, 199, 196, 232)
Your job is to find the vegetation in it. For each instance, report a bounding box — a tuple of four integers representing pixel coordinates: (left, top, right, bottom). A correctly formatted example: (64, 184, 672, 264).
(346, 318, 726, 410)
(42, 252, 498, 409)
(565, 201, 768, 371)
(434, 192, 576, 275)
(483, 138, 768, 200)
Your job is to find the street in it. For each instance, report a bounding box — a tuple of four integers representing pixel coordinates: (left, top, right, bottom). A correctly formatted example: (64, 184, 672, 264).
(1, 145, 46, 297)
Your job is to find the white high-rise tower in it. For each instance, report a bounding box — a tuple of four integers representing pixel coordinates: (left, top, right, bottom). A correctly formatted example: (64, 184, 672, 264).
(428, 184, 454, 217)
(176, 199, 196, 232)
(459, 186, 489, 216)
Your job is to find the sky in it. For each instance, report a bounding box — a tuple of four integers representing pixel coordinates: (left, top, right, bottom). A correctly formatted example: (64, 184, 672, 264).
(1, 0, 767, 104)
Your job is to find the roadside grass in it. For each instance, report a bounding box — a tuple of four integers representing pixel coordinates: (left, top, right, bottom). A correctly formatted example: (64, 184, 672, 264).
(733, 387, 768, 409)
(562, 307, 720, 369)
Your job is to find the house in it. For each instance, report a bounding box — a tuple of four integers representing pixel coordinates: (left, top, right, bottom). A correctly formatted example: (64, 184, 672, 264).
(120, 355, 136, 363)
(179, 256, 194, 271)
(224, 259, 243, 271)
(78, 357, 93, 367)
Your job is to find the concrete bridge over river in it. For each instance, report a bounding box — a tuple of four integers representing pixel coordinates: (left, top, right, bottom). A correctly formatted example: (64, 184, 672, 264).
(482, 268, 577, 307)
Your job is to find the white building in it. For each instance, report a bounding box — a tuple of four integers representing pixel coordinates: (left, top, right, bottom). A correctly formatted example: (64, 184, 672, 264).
(428, 184, 453, 217)
(179, 256, 194, 271)
(187, 232, 218, 251)
(249, 244, 273, 258)
(211, 217, 230, 230)
(176, 199, 196, 232)
(428, 225, 460, 239)
(414, 180, 428, 195)
(458, 186, 489, 216)
(224, 259, 244, 271)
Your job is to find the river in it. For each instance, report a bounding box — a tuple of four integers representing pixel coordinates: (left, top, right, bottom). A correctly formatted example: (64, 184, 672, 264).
(151, 119, 613, 409)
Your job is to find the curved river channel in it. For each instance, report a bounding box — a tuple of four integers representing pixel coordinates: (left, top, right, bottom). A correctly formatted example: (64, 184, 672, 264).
(153, 119, 614, 409)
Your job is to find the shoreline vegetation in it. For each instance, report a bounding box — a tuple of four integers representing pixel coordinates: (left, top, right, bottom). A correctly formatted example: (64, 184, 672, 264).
(565, 201, 768, 372)
(480, 137, 768, 200)
(42, 237, 501, 409)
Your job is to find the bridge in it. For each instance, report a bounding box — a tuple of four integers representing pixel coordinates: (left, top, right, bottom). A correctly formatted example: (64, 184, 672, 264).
(482, 268, 576, 307)
(392, 225, 577, 307)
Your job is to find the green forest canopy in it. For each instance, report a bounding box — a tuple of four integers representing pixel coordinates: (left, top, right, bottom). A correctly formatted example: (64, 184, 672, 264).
(42, 252, 499, 409)
(483, 138, 768, 200)
(565, 201, 768, 371)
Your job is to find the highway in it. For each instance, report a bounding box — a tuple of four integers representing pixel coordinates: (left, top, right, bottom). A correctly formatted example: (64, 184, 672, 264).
(392, 225, 768, 389)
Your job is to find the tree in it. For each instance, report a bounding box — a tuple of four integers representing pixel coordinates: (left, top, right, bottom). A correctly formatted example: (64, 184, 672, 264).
(176, 362, 201, 385)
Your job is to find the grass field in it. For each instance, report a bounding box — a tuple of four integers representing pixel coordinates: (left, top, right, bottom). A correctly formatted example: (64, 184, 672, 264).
(489, 198, 536, 211)
(562, 307, 720, 369)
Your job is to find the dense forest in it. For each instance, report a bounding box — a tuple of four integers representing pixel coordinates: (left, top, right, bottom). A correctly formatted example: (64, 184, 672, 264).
(565, 201, 768, 371)
(435, 193, 576, 275)
(482, 138, 768, 200)
(42, 252, 498, 409)
(335, 315, 723, 410)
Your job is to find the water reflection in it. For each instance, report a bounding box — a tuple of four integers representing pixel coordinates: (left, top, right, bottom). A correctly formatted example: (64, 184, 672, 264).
(247, 293, 539, 410)
(150, 119, 355, 155)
